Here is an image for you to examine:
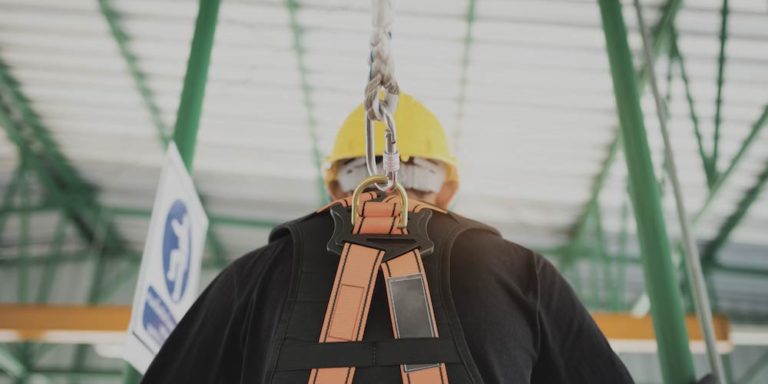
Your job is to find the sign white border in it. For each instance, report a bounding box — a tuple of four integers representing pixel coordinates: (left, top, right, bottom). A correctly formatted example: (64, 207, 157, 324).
(124, 143, 209, 373)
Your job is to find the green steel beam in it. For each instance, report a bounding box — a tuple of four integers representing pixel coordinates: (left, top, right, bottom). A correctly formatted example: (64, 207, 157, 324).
(556, 244, 768, 279)
(711, 262, 768, 279)
(0, 204, 58, 215)
(206, 226, 228, 267)
(595, 204, 618, 310)
(696, 106, 768, 222)
(723, 354, 736, 384)
(701, 160, 768, 264)
(670, 31, 715, 187)
(123, 0, 224, 380)
(121, 367, 142, 384)
(596, 0, 695, 382)
(0, 346, 25, 379)
(545, 241, 768, 278)
(1, 368, 121, 380)
(99, 0, 231, 266)
(0, 250, 141, 266)
(97, 243, 278, 303)
(594, 206, 608, 307)
(664, 44, 674, 113)
(97, 0, 171, 146)
(171, 0, 231, 265)
(35, 213, 67, 304)
(285, 0, 327, 205)
(17, 167, 31, 304)
(0, 102, 123, 254)
(454, 0, 477, 143)
(0, 63, 127, 254)
(0, 70, 81, 190)
(70, 210, 114, 384)
(0, 165, 22, 244)
(109, 205, 278, 228)
(96, 262, 140, 302)
(567, 131, 621, 255)
(693, 104, 767, 279)
(647, 0, 684, 58)
(172, 0, 221, 171)
(736, 350, 768, 384)
(0, 246, 274, 271)
(616, 196, 630, 311)
(568, 0, 682, 253)
(712, 0, 729, 174)
(196, 196, 227, 267)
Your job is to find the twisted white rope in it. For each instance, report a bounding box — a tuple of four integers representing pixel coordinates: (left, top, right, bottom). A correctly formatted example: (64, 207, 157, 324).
(362, 0, 401, 189)
(365, 0, 399, 122)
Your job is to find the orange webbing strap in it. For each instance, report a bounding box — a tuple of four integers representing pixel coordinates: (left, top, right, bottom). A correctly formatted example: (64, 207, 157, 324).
(309, 242, 384, 384)
(310, 195, 447, 384)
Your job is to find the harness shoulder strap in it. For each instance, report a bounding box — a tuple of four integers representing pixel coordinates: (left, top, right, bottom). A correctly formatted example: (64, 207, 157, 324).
(268, 196, 486, 384)
(308, 194, 450, 384)
(425, 212, 500, 384)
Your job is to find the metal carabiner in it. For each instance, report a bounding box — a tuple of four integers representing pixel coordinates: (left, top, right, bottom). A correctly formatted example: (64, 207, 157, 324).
(365, 104, 400, 192)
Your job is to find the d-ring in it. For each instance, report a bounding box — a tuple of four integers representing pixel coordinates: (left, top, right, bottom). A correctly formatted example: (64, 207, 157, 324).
(351, 175, 409, 228)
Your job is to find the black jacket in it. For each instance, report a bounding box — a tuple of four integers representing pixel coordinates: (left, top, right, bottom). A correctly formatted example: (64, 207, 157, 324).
(143, 208, 633, 383)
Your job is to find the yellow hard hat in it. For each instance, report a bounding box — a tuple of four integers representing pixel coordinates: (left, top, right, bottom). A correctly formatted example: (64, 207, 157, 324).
(324, 93, 459, 189)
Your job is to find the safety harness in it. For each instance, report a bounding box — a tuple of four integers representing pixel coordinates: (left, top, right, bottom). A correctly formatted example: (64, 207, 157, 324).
(267, 192, 497, 383)
(311, 192, 447, 384)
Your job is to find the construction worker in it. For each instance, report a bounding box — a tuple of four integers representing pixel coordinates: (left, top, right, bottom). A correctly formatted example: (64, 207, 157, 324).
(142, 94, 633, 383)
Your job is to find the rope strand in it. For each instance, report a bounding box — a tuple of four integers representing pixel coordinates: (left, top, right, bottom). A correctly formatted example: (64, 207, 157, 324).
(365, 0, 399, 121)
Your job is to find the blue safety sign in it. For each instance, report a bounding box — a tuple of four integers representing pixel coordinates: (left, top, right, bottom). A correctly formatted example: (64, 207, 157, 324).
(125, 143, 208, 373)
(162, 199, 192, 303)
(142, 286, 178, 346)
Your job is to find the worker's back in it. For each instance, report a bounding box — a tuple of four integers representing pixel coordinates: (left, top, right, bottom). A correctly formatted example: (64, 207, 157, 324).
(142, 202, 633, 383)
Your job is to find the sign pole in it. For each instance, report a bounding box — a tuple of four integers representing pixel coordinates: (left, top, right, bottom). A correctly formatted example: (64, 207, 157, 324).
(123, 0, 221, 382)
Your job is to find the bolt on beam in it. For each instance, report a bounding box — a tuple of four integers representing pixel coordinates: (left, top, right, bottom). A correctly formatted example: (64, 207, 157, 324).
(712, 0, 729, 175)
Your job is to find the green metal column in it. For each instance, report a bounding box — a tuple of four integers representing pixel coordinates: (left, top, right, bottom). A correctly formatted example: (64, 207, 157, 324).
(123, 0, 222, 382)
(173, 0, 222, 170)
(596, 0, 696, 383)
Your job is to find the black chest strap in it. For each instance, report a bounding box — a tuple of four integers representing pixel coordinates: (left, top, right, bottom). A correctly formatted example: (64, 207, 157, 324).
(276, 337, 460, 371)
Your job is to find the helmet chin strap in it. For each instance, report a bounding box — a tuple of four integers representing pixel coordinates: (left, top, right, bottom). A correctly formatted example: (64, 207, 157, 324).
(338, 157, 446, 194)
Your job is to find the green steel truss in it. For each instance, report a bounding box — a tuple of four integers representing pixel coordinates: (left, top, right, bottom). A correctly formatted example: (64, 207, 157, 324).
(1, 0, 768, 382)
(565, 0, 768, 304)
(285, 0, 328, 205)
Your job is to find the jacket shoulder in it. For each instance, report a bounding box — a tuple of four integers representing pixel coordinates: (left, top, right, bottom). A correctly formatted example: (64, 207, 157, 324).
(267, 210, 330, 243)
(428, 209, 501, 239)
